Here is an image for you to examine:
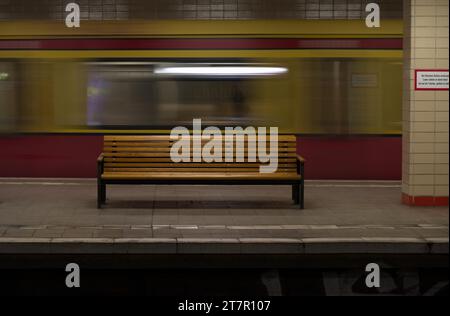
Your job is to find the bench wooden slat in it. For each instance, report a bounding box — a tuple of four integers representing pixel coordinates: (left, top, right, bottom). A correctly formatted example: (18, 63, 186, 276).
(104, 144, 294, 150)
(103, 147, 297, 152)
(103, 153, 296, 159)
(104, 142, 173, 148)
(102, 154, 296, 162)
(104, 141, 296, 147)
(102, 172, 301, 181)
(104, 162, 296, 168)
(104, 168, 296, 173)
(105, 135, 297, 142)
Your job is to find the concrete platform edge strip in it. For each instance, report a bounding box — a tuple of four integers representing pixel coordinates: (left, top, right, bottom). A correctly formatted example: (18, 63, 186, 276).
(0, 237, 447, 255)
(0, 178, 402, 187)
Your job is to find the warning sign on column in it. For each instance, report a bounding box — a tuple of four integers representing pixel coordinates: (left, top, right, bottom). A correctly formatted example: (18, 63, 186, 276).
(415, 70, 449, 91)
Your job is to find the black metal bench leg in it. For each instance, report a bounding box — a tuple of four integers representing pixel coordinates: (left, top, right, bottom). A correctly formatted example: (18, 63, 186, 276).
(97, 181, 103, 209)
(299, 181, 305, 209)
(293, 184, 300, 205)
(101, 184, 106, 204)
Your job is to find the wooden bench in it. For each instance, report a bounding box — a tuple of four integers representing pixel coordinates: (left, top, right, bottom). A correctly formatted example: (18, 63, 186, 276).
(97, 135, 305, 209)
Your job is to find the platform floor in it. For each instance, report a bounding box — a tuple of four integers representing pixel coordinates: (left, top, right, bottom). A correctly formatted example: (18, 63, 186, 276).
(0, 179, 448, 254)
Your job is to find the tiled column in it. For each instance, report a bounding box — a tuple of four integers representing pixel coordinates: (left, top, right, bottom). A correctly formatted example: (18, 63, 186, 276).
(402, 0, 449, 206)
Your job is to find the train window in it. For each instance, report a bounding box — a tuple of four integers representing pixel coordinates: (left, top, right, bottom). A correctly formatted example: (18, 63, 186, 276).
(86, 61, 288, 129)
(87, 63, 159, 127)
(0, 62, 17, 132)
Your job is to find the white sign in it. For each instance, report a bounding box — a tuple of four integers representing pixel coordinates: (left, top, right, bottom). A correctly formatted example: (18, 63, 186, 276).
(415, 70, 449, 91)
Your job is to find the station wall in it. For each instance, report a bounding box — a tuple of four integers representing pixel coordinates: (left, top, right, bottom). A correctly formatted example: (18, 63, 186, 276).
(0, 135, 401, 180)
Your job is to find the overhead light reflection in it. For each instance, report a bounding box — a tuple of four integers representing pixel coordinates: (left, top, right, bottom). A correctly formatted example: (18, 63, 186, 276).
(155, 66, 288, 76)
(0, 72, 9, 80)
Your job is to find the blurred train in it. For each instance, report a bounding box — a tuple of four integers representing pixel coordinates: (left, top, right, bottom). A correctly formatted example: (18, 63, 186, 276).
(0, 20, 403, 179)
(0, 57, 402, 134)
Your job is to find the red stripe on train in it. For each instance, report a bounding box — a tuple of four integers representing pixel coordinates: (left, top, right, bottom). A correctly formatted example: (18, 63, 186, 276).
(0, 38, 402, 50)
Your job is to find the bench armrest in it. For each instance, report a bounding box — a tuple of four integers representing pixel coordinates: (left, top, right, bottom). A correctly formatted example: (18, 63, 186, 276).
(97, 154, 104, 178)
(296, 155, 305, 177)
(297, 155, 306, 164)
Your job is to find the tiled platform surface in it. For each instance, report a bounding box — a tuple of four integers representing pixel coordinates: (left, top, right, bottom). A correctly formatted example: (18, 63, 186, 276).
(0, 179, 448, 254)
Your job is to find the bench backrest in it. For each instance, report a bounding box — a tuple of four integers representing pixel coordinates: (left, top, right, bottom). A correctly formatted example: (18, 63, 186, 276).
(103, 135, 297, 174)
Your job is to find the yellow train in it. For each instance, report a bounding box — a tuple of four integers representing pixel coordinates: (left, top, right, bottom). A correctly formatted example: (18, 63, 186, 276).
(0, 20, 403, 135)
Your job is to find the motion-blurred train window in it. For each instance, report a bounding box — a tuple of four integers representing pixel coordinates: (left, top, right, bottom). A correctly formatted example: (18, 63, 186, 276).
(86, 61, 277, 129)
(294, 59, 402, 135)
(0, 62, 17, 132)
(87, 61, 287, 128)
(87, 63, 159, 128)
